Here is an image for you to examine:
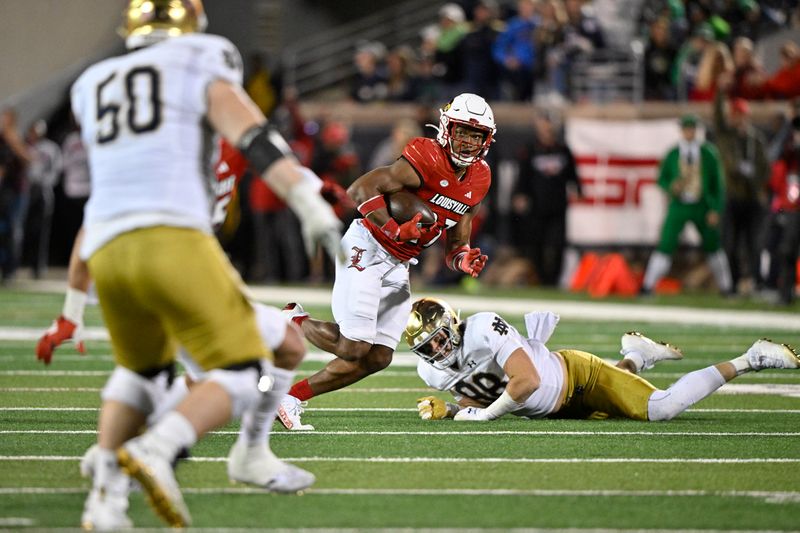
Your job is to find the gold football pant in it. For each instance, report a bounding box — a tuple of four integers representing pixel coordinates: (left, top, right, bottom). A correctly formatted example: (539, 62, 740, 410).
(87, 226, 270, 374)
(553, 349, 657, 421)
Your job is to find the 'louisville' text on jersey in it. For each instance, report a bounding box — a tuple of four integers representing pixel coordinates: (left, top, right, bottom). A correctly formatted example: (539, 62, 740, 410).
(429, 193, 470, 215)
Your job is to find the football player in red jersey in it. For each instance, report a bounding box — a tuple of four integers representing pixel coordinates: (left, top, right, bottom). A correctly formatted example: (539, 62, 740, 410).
(280, 93, 496, 429)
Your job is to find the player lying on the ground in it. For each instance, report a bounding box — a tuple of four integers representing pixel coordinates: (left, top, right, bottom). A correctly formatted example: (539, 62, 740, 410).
(278, 93, 496, 430)
(405, 298, 799, 421)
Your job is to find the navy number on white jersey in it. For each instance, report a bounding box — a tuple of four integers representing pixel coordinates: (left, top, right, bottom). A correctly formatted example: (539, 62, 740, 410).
(96, 66, 162, 144)
(453, 372, 508, 403)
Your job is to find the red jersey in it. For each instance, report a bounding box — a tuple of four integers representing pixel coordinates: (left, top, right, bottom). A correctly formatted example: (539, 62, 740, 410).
(212, 139, 249, 228)
(770, 155, 800, 213)
(364, 137, 492, 261)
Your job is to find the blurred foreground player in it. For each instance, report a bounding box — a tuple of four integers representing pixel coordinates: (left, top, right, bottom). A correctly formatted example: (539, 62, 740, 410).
(68, 0, 340, 527)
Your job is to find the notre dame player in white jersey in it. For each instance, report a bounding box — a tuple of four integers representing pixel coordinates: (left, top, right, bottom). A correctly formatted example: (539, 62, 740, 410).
(70, 1, 341, 529)
(406, 298, 799, 423)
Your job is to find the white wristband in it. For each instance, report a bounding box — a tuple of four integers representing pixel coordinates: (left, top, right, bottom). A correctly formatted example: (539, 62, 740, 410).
(298, 167, 323, 192)
(483, 390, 524, 420)
(63, 288, 88, 324)
(285, 179, 338, 225)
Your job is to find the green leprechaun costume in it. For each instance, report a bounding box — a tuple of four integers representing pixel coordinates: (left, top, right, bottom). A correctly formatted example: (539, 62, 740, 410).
(641, 114, 732, 294)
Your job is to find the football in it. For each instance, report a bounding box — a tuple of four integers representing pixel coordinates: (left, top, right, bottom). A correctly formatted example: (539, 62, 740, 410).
(386, 190, 436, 227)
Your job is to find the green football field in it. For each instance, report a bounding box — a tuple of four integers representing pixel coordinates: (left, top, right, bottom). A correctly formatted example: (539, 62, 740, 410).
(1, 287, 799, 531)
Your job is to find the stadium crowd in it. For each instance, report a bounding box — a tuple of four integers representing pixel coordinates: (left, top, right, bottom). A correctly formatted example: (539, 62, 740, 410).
(348, 0, 800, 104)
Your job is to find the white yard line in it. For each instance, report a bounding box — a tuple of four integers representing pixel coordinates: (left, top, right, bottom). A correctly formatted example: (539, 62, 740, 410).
(0, 486, 797, 501)
(0, 370, 110, 376)
(4, 383, 800, 398)
(2, 429, 798, 437)
(2, 455, 799, 464)
(3, 383, 800, 394)
(0, 518, 35, 527)
(5, 282, 800, 333)
(248, 287, 800, 331)
(0, 388, 102, 392)
(3, 406, 800, 413)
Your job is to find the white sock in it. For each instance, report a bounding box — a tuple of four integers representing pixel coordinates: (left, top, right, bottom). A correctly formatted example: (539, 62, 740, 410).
(63, 288, 87, 324)
(147, 411, 197, 460)
(149, 377, 189, 425)
(707, 250, 732, 292)
(238, 366, 295, 447)
(643, 251, 672, 291)
(94, 447, 128, 496)
(729, 354, 753, 376)
(647, 366, 727, 421)
(622, 351, 646, 374)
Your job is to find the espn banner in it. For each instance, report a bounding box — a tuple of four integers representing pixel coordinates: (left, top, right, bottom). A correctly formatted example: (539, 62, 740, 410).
(565, 118, 703, 246)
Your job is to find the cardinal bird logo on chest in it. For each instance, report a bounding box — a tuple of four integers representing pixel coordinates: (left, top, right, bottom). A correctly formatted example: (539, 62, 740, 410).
(348, 246, 367, 271)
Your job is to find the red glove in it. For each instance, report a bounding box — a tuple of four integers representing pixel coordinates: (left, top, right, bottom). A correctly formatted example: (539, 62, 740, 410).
(36, 316, 86, 365)
(381, 213, 436, 243)
(447, 245, 488, 278)
(320, 180, 355, 209)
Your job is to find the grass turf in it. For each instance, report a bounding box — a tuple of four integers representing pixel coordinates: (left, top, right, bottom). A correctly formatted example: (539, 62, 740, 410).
(0, 288, 798, 530)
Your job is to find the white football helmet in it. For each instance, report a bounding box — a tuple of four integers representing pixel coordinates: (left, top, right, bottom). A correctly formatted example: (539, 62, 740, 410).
(404, 298, 462, 370)
(120, 0, 207, 50)
(435, 93, 496, 168)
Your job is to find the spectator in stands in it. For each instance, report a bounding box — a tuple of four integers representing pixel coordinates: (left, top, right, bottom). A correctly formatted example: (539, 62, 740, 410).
(24, 120, 62, 279)
(60, 122, 91, 255)
(512, 110, 582, 286)
(351, 42, 389, 103)
(492, 0, 540, 101)
(533, 0, 568, 97)
(763, 117, 800, 305)
(692, 40, 733, 101)
(460, 0, 504, 100)
(638, 0, 688, 43)
(728, 37, 765, 98)
(310, 121, 361, 190)
(713, 86, 770, 294)
(385, 46, 419, 102)
(0, 108, 31, 283)
(641, 114, 732, 296)
(563, 0, 606, 52)
(414, 53, 446, 104)
(739, 41, 800, 100)
(558, 0, 606, 98)
(673, 23, 715, 101)
(369, 119, 422, 169)
(644, 17, 678, 100)
(767, 98, 800, 162)
(435, 3, 469, 94)
(685, 1, 712, 34)
(722, 0, 762, 42)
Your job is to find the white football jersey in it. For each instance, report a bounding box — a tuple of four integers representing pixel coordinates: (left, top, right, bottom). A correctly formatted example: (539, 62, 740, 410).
(417, 312, 565, 418)
(71, 33, 243, 259)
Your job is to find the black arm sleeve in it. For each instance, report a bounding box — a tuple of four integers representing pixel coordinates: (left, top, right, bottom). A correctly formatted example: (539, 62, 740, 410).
(237, 123, 293, 175)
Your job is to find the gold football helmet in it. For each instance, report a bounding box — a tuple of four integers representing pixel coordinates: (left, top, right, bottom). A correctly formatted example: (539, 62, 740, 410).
(121, 0, 207, 49)
(404, 298, 462, 369)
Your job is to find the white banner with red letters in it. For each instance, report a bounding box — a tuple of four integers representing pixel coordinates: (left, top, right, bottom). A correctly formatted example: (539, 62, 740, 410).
(565, 118, 704, 246)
